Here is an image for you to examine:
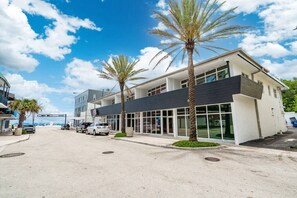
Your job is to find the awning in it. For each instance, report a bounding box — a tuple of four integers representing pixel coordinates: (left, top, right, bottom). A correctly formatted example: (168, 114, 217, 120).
(0, 114, 16, 120)
(0, 103, 7, 108)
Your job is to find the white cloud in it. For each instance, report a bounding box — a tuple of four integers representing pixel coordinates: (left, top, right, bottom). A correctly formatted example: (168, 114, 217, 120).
(134, 47, 181, 81)
(222, 0, 273, 14)
(224, 0, 297, 59)
(63, 58, 112, 93)
(156, 0, 166, 10)
(155, 22, 167, 31)
(0, 0, 101, 72)
(4, 73, 60, 113)
(261, 59, 297, 80)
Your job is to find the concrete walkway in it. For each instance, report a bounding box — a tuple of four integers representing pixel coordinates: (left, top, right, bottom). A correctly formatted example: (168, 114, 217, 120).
(0, 134, 30, 152)
(113, 133, 297, 157)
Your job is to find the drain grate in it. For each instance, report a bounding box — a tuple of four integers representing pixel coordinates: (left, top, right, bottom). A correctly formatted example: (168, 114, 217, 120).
(0, 153, 25, 158)
(205, 157, 220, 162)
(102, 151, 114, 154)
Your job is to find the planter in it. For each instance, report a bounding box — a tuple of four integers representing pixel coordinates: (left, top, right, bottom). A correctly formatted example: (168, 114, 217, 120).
(14, 128, 22, 136)
(126, 127, 134, 137)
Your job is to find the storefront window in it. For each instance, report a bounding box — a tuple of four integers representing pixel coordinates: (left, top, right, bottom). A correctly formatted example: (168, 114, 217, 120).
(208, 114, 221, 139)
(222, 114, 234, 140)
(197, 115, 208, 138)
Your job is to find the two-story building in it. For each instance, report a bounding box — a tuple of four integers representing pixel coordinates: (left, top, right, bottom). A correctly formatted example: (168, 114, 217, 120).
(73, 89, 110, 125)
(92, 49, 288, 145)
(0, 72, 15, 132)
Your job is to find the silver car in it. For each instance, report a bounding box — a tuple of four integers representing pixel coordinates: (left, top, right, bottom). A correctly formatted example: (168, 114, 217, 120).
(86, 122, 110, 136)
(22, 124, 35, 133)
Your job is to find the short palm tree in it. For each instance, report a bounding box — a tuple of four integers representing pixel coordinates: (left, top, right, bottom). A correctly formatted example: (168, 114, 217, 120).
(150, 0, 247, 141)
(30, 99, 43, 125)
(99, 55, 148, 133)
(9, 98, 42, 128)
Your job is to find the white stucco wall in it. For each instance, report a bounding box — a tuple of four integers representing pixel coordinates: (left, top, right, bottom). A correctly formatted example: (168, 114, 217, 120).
(232, 95, 259, 144)
(253, 74, 287, 137)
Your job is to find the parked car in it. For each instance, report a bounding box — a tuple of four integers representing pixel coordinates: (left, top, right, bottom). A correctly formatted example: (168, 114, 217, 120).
(86, 122, 110, 136)
(23, 124, 35, 133)
(76, 122, 92, 133)
(61, 124, 70, 130)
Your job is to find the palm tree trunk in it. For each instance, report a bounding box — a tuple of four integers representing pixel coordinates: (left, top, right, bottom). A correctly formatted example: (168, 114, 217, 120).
(32, 113, 35, 125)
(187, 47, 197, 141)
(120, 83, 126, 133)
(18, 112, 25, 128)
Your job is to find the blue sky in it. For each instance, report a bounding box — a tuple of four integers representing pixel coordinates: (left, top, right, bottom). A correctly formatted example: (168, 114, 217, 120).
(1, 0, 297, 120)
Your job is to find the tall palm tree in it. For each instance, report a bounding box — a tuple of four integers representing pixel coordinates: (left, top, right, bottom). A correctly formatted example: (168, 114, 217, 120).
(9, 98, 42, 128)
(150, 0, 247, 141)
(99, 55, 148, 133)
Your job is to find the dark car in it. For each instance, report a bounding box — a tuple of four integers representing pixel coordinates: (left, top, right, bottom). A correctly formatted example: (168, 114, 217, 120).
(61, 124, 70, 130)
(76, 122, 92, 133)
(23, 124, 35, 133)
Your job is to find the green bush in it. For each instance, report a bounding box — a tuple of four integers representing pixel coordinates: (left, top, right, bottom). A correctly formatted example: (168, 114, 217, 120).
(114, 132, 127, 137)
(173, 140, 220, 148)
(22, 130, 27, 135)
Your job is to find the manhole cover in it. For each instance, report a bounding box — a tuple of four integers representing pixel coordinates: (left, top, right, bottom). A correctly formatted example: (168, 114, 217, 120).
(205, 157, 220, 162)
(102, 151, 114, 154)
(0, 153, 25, 158)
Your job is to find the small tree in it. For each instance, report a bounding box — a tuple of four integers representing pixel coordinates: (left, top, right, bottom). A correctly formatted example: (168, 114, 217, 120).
(9, 99, 42, 128)
(99, 55, 147, 133)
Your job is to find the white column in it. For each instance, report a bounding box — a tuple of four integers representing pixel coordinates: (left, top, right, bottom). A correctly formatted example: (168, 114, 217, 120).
(140, 112, 143, 134)
(160, 110, 163, 135)
(173, 108, 178, 137)
(230, 102, 239, 145)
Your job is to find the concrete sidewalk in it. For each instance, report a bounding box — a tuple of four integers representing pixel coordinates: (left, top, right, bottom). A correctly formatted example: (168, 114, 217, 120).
(0, 134, 30, 153)
(112, 133, 297, 157)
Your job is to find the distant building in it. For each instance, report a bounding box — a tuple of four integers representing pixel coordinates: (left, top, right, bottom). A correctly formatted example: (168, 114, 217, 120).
(0, 72, 15, 132)
(73, 89, 110, 125)
(92, 49, 288, 145)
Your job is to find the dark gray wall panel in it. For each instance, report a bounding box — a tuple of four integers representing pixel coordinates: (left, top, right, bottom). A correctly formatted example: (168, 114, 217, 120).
(96, 76, 248, 116)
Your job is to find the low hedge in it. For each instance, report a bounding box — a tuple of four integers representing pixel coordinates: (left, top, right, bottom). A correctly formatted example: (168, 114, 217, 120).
(114, 132, 127, 137)
(173, 140, 220, 148)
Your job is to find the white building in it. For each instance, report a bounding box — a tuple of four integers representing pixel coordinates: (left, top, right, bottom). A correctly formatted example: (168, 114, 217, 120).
(92, 49, 288, 145)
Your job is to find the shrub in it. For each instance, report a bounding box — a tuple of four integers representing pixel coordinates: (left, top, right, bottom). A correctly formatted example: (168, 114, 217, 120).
(114, 132, 127, 137)
(173, 140, 220, 148)
(22, 130, 27, 135)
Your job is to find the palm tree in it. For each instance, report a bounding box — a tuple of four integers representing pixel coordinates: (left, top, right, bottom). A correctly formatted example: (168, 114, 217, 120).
(99, 55, 148, 133)
(150, 0, 247, 141)
(29, 99, 43, 125)
(9, 99, 42, 128)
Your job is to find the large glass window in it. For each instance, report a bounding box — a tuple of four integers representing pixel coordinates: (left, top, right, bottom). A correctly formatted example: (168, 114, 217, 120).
(208, 114, 221, 139)
(148, 84, 166, 96)
(221, 114, 234, 140)
(142, 110, 161, 134)
(181, 64, 230, 87)
(197, 115, 208, 138)
(178, 103, 234, 141)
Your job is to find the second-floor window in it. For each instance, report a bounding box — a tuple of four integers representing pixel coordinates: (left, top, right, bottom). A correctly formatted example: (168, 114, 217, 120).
(273, 89, 277, 98)
(181, 65, 230, 88)
(268, 85, 271, 96)
(148, 84, 166, 96)
(126, 92, 135, 101)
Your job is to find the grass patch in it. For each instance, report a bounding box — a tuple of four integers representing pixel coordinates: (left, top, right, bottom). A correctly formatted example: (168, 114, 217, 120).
(114, 132, 127, 138)
(173, 140, 220, 148)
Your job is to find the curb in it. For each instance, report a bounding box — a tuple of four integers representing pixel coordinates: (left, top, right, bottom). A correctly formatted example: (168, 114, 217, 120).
(113, 137, 225, 150)
(0, 135, 30, 152)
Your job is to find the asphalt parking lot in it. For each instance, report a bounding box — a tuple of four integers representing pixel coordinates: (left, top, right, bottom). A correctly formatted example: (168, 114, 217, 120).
(242, 128, 297, 151)
(0, 127, 297, 198)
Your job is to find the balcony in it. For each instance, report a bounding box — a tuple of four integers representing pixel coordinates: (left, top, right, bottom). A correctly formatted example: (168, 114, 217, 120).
(0, 94, 8, 106)
(94, 75, 263, 116)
